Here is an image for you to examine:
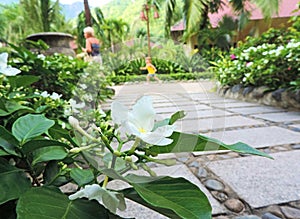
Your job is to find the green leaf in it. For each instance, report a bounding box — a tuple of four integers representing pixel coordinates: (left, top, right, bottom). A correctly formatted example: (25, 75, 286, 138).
(0, 126, 19, 156)
(252, 0, 279, 19)
(153, 118, 170, 131)
(32, 146, 68, 166)
(12, 114, 55, 143)
(0, 149, 10, 156)
(148, 132, 272, 158)
(153, 111, 185, 131)
(22, 139, 71, 154)
(122, 188, 180, 219)
(128, 176, 212, 219)
(0, 158, 31, 204)
(48, 123, 78, 147)
(103, 153, 127, 172)
(70, 168, 94, 187)
(169, 110, 186, 125)
(69, 184, 126, 213)
(16, 187, 124, 219)
(43, 161, 69, 186)
(0, 101, 33, 117)
(8, 75, 40, 88)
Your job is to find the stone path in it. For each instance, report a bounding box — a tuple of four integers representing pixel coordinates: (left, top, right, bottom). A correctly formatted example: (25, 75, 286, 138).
(102, 81, 300, 219)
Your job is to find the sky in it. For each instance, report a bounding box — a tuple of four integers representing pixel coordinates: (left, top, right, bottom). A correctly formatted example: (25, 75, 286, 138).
(59, 0, 112, 7)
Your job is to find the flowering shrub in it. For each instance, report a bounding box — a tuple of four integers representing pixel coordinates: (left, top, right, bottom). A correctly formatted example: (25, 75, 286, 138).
(213, 14, 300, 90)
(213, 31, 300, 90)
(9, 43, 87, 100)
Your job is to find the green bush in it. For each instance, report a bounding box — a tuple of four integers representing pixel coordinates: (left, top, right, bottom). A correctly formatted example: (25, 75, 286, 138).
(9, 43, 87, 100)
(108, 72, 214, 84)
(213, 16, 300, 90)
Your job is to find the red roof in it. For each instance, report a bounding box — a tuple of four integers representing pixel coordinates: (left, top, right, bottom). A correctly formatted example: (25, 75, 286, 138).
(172, 0, 300, 30)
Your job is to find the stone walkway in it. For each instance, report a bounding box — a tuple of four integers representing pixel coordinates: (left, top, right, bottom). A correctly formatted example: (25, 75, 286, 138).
(102, 81, 300, 219)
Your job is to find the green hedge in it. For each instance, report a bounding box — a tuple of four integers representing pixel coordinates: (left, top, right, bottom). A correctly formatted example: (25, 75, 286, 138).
(108, 72, 214, 84)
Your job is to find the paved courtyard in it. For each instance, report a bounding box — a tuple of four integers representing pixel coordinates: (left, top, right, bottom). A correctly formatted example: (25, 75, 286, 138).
(102, 81, 300, 219)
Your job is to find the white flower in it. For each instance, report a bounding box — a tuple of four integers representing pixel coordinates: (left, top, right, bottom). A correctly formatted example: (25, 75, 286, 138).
(70, 99, 85, 113)
(111, 96, 175, 146)
(37, 54, 46, 60)
(0, 53, 21, 76)
(50, 92, 62, 100)
(40, 91, 50, 98)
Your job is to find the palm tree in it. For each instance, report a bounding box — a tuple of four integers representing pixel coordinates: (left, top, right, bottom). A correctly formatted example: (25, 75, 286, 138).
(102, 19, 130, 52)
(83, 0, 92, 26)
(41, 0, 60, 32)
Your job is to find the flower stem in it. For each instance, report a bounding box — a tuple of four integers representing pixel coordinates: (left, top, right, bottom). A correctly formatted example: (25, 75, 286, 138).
(127, 138, 141, 155)
(102, 176, 109, 188)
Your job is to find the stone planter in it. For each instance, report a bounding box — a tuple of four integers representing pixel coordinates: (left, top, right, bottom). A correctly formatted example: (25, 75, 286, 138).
(217, 85, 300, 110)
(26, 32, 76, 57)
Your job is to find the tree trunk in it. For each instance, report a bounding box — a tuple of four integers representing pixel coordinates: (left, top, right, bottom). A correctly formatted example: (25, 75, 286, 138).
(84, 0, 92, 26)
(41, 0, 50, 31)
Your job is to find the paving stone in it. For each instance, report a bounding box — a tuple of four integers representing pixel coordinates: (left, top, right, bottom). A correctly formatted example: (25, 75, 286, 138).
(235, 215, 261, 219)
(207, 150, 300, 208)
(185, 95, 221, 102)
(204, 179, 225, 191)
(175, 116, 265, 133)
(290, 124, 300, 130)
(187, 109, 235, 118)
(227, 106, 285, 115)
(252, 112, 300, 122)
(281, 206, 300, 219)
(292, 145, 300, 150)
(153, 101, 198, 108)
(197, 167, 208, 178)
(262, 212, 281, 219)
(155, 104, 212, 114)
(265, 205, 284, 218)
(210, 102, 261, 109)
(224, 198, 245, 213)
(211, 191, 228, 202)
(198, 98, 238, 104)
(204, 126, 300, 149)
(117, 199, 168, 219)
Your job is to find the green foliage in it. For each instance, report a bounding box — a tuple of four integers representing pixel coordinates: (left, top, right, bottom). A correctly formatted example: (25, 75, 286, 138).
(9, 43, 87, 100)
(108, 72, 214, 85)
(213, 22, 300, 90)
(0, 51, 272, 218)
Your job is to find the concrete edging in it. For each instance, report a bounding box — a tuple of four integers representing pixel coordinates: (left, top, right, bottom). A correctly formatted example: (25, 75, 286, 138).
(217, 85, 300, 110)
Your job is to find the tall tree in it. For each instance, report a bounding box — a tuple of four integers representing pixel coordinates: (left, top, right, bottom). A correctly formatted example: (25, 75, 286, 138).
(84, 0, 92, 26)
(41, 0, 60, 32)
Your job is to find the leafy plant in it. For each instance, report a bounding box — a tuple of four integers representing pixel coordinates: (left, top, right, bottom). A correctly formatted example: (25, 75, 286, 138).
(8, 42, 87, 100)
(212, 16, 300, 90)
(0, 52, 272, 219)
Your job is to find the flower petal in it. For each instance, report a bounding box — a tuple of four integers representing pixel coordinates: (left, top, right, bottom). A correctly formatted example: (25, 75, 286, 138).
(140, 131, 173, 146)
(111, 101, 128, 125)
(69, 184, 102, 201)
(152, 125, 176, 137)
(0, 66, 21, 76)
(0, 53, 8, 68)
(129, 96, 155, 131)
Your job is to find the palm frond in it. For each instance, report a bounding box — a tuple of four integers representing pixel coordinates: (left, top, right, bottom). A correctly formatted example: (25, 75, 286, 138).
(251, 0, 280, 19)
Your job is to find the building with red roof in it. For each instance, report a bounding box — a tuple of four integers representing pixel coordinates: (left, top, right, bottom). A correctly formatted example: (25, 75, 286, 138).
(171, 0, 300, 47)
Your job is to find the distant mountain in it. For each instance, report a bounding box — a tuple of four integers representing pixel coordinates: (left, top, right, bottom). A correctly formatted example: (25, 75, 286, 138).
(0, 0, 18, 5)
(0, 0, 83, 20)
(61, 2, 83, 20)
